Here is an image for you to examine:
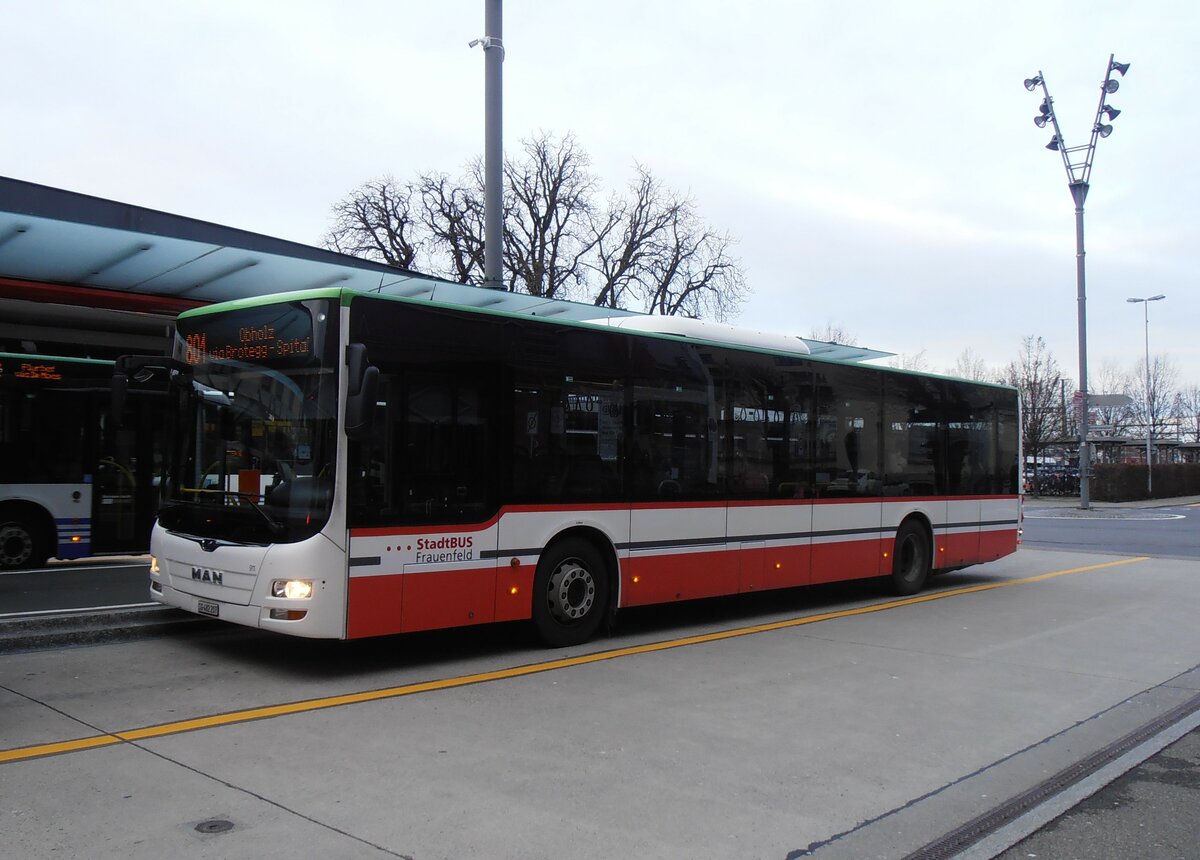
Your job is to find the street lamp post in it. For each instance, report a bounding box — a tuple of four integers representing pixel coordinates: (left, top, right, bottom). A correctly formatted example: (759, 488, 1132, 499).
(1025, 55, 1130, 510)
(470, 0, 505, 290)
(1127, 294, 1166, 495)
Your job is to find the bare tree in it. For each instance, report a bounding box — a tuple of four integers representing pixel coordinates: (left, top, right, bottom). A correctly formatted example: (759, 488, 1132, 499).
(889, 350, 930, 372)
(590, 165, 672, 312)
(1172, 384, 1200, 443)
(503, 132, 600, 299)
(807, 322, 859, 346)
(1004, 336, 1063, 480)
(636, 206, 746, 320)
(324, 132, 749, 319)
(1127, 354, 1180, 442)
(418, 169, 486, 284)
(947, 347, 992, 382)
(1090, 359, 1136, 438)
(324, 176, 423, 269)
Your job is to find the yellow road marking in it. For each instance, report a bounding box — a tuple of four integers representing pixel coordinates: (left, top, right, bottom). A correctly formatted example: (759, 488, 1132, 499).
(1, 556, 1148, 765)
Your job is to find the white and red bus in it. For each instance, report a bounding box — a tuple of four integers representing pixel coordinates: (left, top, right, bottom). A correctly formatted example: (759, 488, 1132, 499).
(133, 286, 1020, 646)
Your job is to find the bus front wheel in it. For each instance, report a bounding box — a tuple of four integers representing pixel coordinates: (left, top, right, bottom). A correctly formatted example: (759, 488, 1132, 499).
(533, 538, 610, 647)
(890, 520, 931, 596)
(0, 515, 50, 570)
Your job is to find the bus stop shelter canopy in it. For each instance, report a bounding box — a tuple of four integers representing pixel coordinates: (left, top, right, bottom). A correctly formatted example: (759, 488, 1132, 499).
(0, 175, 890, 362)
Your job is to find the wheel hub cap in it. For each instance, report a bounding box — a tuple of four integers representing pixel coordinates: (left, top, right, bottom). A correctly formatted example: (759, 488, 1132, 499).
(547, 560, 596, 623)
(0, 524, 33, 567)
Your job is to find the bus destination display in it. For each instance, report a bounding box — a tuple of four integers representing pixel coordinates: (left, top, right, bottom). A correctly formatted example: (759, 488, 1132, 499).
(182, 306, 316, 367)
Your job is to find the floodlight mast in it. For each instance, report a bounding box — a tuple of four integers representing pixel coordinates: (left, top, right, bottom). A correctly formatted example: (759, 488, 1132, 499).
(472, 0, 505, 290)
(1024, 54, 1130, 510)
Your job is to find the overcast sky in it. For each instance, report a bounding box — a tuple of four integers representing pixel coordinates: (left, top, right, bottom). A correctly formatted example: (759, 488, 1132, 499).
(6, 1, 1197, 387)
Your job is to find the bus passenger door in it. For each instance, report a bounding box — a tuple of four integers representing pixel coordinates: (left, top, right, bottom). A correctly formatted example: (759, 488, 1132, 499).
(395, 370, 499, 633)
(345, 367, 500, 637)
(811, 368, 885, 584)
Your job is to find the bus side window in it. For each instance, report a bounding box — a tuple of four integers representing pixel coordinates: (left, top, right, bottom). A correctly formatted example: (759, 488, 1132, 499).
(395, 371, 493, 523)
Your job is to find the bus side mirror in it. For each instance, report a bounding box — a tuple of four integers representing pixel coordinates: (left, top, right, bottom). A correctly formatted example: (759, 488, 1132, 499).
(345, 343, 379, 440)
(112, 354, 192, 428)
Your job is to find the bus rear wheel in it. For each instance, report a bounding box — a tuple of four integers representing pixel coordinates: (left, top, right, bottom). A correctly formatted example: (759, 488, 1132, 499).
(0, 516, 49, 570)
(890, 520, 931, 596)
(533, 538, 610, 647)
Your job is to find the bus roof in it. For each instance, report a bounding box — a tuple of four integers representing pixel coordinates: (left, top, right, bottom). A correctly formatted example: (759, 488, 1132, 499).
(177, 283, 905, 367)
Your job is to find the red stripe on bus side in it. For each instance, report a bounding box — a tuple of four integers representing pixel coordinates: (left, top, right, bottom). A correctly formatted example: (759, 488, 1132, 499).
(934, 531, 980, 567)
(348, 565, 538, 637)
(979, 529, 1020, 561)
(495, 564, 536, 623)
(811, 537, 887, 584)
(345, 528, 1022, 637)
(622, 548, 738, 607)
(346, 575, 404, 639)
(401, 567, 497, 633)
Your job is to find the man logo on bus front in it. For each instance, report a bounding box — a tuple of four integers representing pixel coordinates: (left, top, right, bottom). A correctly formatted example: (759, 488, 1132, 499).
(192, 567, 223, 585)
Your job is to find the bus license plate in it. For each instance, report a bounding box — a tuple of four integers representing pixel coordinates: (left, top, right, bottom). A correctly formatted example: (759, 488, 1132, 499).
(197, 599, 219, 617)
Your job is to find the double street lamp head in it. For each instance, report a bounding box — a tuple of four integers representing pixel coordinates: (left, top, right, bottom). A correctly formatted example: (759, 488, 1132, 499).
(1024, 58, 1129, 152)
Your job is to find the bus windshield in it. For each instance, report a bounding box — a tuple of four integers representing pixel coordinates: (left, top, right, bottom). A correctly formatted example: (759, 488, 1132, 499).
(160, 298, 339, 544)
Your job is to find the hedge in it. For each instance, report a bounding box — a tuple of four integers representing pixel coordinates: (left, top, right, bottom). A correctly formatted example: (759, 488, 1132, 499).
(1091, 463, 1200, 502)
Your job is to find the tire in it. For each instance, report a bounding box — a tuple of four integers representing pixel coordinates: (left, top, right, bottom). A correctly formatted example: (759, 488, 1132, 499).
(0, 516, 50, 570)
(890, 520, 931, 596)
(532, 538, 611, 647)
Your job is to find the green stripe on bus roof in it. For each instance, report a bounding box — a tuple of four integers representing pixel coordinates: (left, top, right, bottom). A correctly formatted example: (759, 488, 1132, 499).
(0, 352, 113, 366)
(176, 287, 346, 320)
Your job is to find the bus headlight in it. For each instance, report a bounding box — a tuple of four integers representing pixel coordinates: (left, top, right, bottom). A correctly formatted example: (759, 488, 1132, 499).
(272, 579, 314, 600)
(149, 556, 160, 575)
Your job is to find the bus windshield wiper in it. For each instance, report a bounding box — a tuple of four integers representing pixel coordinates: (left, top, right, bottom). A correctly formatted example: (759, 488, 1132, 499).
(183, 489, 286, 537)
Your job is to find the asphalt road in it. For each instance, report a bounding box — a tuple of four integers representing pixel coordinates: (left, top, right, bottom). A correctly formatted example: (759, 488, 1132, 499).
(0, 559, 151, 616)
(1022, 502, 1200, 559)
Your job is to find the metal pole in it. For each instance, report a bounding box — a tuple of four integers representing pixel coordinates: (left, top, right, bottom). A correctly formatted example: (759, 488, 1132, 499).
(1026, 56, 1130, 507)
(1143, 299, 1152, 495)
(1070, 181, 1090, 509)
(483, 0, 504, 289)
